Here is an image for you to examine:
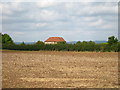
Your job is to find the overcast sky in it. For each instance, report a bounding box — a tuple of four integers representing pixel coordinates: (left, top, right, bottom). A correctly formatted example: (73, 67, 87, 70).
(1, 1, 118, 42)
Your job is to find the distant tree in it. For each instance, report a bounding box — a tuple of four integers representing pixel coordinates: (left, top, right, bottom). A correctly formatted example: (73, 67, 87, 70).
(82, 41, 88, 44)
(76, 41, 81, 44)
(107, 36, 118, 45)
(2, 34, 13, 44)
(2, 35, 120, 52)
(57, 41, 66, 44)
(87, 41, 96, 51)
(0, 33, 2, 43)
(20, 42, 25, 45)
(35, 41, 44, 45)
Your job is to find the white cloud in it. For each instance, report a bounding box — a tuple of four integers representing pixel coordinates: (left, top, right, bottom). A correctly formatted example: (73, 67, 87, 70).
(36, 23, 48, 27)
(2, 2, 24, 15)
(84, 17, 96, 21)
(1, 2, 118, 42)
(40, 9, 59, 20)
(71, 3, 118, 16)
(89, 19, 104, 27)
(36, 0, 58, 8)
(1, 0, 119, 2)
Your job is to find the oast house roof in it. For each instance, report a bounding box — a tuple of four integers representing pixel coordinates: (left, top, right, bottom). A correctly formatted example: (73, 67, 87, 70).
(45, 37, 65, 42)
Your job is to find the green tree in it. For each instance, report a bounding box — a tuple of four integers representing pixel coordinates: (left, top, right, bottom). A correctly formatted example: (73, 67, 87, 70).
(118, 42, 120, 52)
(76, 41, 81, 45)
(0, 33, 2, 44)
(2, 34, 13, 44)
(35, 41, 44, 45)
(57, 41, 66, 44)
(20, 42, 25, 45)
(107, 36, 118, 45)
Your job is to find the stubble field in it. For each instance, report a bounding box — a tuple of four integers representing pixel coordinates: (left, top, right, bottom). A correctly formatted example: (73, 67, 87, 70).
(2, 50, 118, 88)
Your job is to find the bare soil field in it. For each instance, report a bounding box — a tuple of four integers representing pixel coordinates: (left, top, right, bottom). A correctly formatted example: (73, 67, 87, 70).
(2, 50, 119, 88)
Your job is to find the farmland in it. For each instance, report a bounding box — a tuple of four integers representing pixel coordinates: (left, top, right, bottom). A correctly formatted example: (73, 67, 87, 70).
(2, 50, 118, 88)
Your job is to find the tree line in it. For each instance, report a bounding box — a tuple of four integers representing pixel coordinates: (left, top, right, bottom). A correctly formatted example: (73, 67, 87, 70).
(1, 33, 120, 52)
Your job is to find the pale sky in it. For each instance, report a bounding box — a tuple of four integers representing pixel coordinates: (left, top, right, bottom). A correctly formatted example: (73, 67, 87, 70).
(1, 0, 118, 42)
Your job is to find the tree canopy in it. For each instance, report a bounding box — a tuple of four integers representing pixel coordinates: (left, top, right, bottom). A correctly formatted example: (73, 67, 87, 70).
(2, 33, 13, 44)
(107, 36, 118, 45)
(2, 34, 120, 52)
(35, 41, 44, 45)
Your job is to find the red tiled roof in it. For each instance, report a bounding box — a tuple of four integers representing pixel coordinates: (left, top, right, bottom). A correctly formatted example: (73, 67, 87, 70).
(45, 37, 65, 42)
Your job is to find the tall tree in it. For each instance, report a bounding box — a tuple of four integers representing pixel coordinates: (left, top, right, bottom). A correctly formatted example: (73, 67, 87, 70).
(2, 34, 13, 44)
(107, 36, 118, 45)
